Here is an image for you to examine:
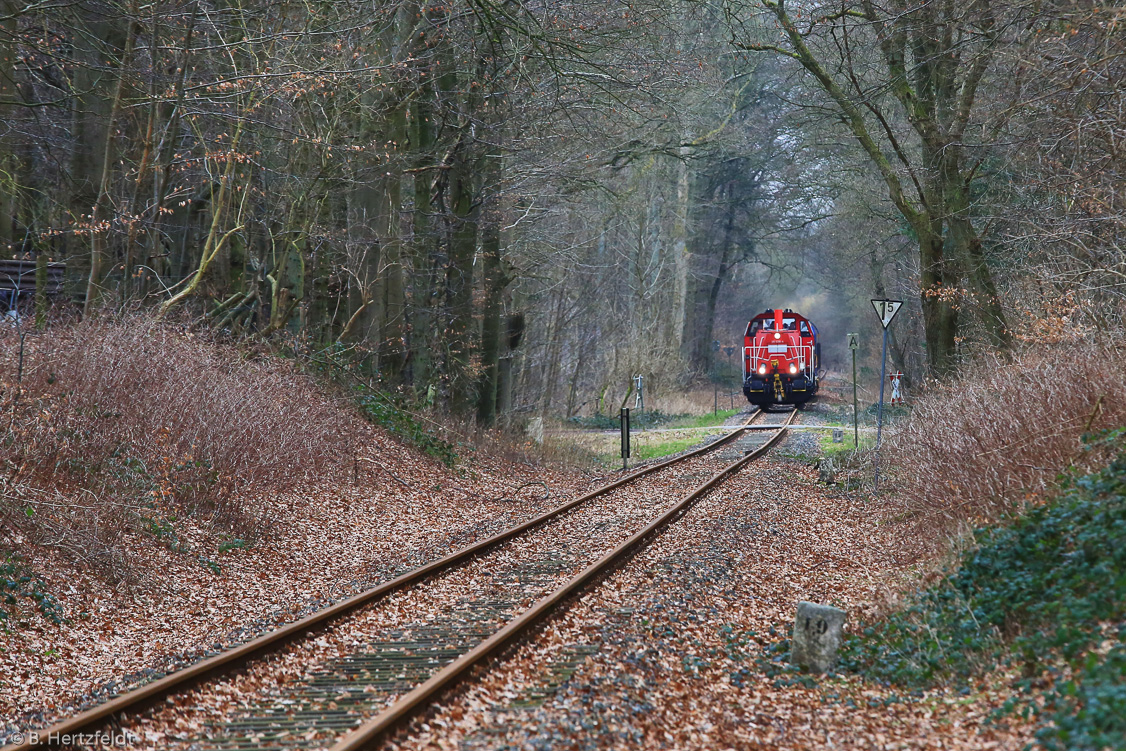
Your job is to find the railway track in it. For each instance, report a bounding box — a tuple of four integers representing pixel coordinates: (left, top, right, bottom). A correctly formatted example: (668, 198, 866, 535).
(6, 407, 796, 751)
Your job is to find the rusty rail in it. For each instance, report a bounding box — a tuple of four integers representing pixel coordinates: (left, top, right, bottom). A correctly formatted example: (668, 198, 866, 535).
(4, 410, 766, 751)
(330, 408, 796, 750)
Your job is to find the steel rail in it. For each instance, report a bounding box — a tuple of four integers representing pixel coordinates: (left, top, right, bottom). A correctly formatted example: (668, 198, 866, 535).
(331, 408, 797, 751)
(5, 410, 764, 751)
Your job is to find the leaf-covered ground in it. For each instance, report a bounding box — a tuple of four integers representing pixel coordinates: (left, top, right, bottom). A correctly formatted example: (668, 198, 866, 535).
(3, 407, 1043, 749)
(396, 457, 1036, 750)
(0, 427, 599, 738)
(96, 442, 773, 749)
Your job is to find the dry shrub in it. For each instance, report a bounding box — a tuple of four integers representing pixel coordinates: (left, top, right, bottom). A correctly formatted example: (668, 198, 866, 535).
(881, 341, 1126, 550)
(1, 317, 357, 581)
(651, 389, 720, 416)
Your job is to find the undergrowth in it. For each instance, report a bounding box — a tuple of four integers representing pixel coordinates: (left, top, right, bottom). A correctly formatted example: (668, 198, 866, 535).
(1, 554, 66, 627)
(357, 392, 460, 468)
(1, 317, 358, 584)
(841, 430, 1126, 750)
(303, 342, 460, 467)
(881, 343, 1125, 546)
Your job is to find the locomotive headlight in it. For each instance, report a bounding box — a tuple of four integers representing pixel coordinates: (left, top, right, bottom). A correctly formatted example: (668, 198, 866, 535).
(789, 364, 798, 375)
(758, 364, 767, 375)
(774, 332, 781, 340)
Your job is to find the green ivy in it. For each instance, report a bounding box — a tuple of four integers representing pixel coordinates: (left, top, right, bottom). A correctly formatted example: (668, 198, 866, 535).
(357, 393, 459, 468)
(300, 343, 461, 467)
(1, 555, 66, 627)
(198, 555, 221, 575)
(218, 537, 249, 554)
(840, 435, 1126, 749)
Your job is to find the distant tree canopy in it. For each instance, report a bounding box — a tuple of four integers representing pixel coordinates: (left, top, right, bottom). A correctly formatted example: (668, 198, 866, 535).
(0, 0, 1120, 418)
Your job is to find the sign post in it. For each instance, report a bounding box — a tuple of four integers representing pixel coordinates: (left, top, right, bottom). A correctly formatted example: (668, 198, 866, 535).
(634, 375, 644, 413)
(870, 299, 903, 492)
(620, 407, 631, 471)
(712, 339, 721, 415)
(723, 346, 737, 411)
(847, 333, 860, 447)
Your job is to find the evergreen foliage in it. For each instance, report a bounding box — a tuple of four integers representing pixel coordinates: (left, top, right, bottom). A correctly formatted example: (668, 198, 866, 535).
(842, 431, 1126, 749)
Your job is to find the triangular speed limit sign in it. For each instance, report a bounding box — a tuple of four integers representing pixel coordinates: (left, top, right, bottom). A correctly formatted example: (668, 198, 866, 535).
(871, 299, 903, 329)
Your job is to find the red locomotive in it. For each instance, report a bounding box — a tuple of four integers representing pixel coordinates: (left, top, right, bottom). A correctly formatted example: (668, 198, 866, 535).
(742, 308, 821, 407)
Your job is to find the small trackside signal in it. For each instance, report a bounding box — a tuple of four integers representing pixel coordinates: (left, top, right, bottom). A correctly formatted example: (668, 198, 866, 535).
(620, 408, 630, 471)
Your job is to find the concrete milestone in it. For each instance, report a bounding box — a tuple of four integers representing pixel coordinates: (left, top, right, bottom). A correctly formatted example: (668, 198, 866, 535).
(792, 601, 847, 673)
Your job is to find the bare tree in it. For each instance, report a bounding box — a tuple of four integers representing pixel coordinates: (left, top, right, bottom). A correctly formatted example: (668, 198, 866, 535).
(722, 0, 1022, 373)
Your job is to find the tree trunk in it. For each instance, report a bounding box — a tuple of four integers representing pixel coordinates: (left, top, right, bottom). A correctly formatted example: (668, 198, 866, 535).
(343, 84, 385, 359)
(344, 174, 381, 353)
(0, 0, 16, 257)
(264, 232, 305, 335)
(540, 286, 567, 416)
(917, 226, 958, 375)
(564, 334, 591, 418)
(157, 116, 246, 316)
(476, 220, 505, 425)
(379, 102, 407, 379)
(86, 1, 140, 314)
(497, 311, 524, 416)
(144, 1, 198, 298)
(408, 76, 438, 393)
(445, 132, 479, 414)
(69, 8, 128, 303)
(701, 189, 737, 370)
(939, 149, 1011, 349)
(671, 151, 692, 354)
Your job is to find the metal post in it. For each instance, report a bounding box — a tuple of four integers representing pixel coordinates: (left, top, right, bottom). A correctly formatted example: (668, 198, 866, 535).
(723, 345, 737, 413)
(712, 340, 721, 415)
(874, 327, 888, 492)
(620, 407, 630, 471)
(852, 347, 859, 448)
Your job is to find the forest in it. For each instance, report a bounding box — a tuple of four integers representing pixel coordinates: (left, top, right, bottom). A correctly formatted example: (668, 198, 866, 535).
(0, 0, 1119, 420)
(2, 2, 1126, 748)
